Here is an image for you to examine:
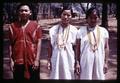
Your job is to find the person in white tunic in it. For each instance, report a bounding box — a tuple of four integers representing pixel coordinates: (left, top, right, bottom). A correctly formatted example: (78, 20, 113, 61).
(47, 7, 78, 79)
(75, 8, 109, 80)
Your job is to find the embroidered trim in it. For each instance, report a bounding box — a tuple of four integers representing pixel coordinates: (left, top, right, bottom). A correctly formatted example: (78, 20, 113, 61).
(57, 24, 70, 49)
(9, 24, 14, 37)
(87, 25, 100, 52)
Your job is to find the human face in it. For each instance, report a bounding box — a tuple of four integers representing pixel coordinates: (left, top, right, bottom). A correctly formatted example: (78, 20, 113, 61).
(87, 11, 99, 28)
(18, 5, 31, 21)
(61, 10, 72, 25)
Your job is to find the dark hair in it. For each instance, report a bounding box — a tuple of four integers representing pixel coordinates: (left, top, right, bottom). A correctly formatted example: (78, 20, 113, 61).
(60, 6, 73, 16)
(13, 3, 32, 21)
(60, 6, 72, 16)
(16, 3, 31, 13)
(86, 7, 100, 19)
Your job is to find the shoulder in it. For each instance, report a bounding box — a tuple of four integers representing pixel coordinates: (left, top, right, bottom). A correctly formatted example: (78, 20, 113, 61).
(98, 25, 108, 33)
(69, 25, 78, 32)
(10, 21, 17, 26)
(97, 25, 109, 38)
(30, 20, 37, 23)
(28, 20, 39, 28)
(10, 22, 15, 25)
(10, 22, 18, 29)
(49, 24, 59, 36)
(70, 25, 77, 29)
(29, 20, 38, 25)
(50, 24, 59, 31)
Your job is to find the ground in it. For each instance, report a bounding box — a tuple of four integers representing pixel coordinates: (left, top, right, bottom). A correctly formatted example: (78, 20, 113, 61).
(3, 16, 117, 80)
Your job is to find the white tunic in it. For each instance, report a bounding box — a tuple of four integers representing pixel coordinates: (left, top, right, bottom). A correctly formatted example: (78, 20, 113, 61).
(49, 24, 78, 79)
(77, 25, 109, 80)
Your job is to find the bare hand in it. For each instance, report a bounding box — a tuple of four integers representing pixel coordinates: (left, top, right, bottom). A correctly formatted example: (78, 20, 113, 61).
(10, 59, 14, 71)
(74, 62, 80, 75)
(32, 60, 39, 70)
(103, 63, 108, 74)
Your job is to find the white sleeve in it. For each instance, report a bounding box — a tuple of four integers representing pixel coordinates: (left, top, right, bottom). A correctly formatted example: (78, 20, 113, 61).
(103, 28, 109, 39)
(72, 27, 78, 44)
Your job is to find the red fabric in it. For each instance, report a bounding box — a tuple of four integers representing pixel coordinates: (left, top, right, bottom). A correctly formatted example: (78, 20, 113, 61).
(9, 20, 42, 79)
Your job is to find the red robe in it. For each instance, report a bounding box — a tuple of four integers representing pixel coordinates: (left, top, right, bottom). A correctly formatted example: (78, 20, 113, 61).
(9, 20, 42, 79)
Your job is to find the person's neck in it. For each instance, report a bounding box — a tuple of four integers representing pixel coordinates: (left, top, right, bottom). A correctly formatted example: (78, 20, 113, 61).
(19, 19, 29, 26)
(87, 25, 96, 31)
(60, 22, 69, 28)
(88, 25, 96, 28)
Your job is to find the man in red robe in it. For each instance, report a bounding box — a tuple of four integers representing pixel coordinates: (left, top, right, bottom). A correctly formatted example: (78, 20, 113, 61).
(9, 3, 42, 79)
